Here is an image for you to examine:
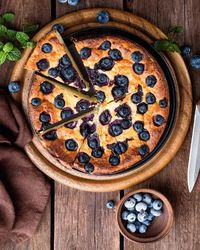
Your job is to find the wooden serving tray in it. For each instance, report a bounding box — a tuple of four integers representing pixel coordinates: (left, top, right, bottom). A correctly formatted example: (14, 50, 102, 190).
(10, 8, 192, 192)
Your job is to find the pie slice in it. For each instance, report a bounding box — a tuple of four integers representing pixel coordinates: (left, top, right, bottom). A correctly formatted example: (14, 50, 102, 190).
(28, 74, 97, 132)
(25, 30, 90, 90)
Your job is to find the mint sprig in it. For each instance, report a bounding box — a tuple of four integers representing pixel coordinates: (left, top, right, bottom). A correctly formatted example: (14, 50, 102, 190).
(0, 12, 38, 65)
(154, 25, 183, 53)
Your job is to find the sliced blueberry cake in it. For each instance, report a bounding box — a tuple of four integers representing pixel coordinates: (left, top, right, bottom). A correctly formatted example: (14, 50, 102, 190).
(26, 31, 170, 175)
(25, 30, 89, 90)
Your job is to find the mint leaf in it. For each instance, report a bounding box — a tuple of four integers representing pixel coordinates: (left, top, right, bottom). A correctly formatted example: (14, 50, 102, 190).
(154, 40, 170, 51)
(0, 42, 4, 50)
(0, 16, 4, 25)
(3, 12, 15, 22)
(16, 31, 29, 44)
(0, 24, 7, 36)
(24, 41, 35, 48)
(7, 47, 21, 61)
(22, 24, 39, 34)
(168, 26, 184, 33)
(7, 29, 17, 40)
(0, 51, 7, 64)
(3, 42, 14, 53)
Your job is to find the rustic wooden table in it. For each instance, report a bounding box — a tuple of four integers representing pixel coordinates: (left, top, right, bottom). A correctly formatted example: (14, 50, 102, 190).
(1, 0, 200, 249)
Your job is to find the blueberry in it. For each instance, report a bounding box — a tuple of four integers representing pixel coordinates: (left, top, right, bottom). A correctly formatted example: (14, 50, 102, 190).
(76, 99, 90, 112)
(8, 81, 21, 93)
(67, 0, 79, 6)
(39, 112, 51, 123)
(143, 220, 151, 226)
(131, 93, 142, 104)
(59, 54, 71, 68)
(124, 198, 136, 210)
(137, 102, 148, 114)
(80, 122, 96, 137)
(57, 0, 68, 3)
(122, 211, 129, 220)
(135, 202, 147, 212)
(109, 49, 122, 61)
(96, 73, 108, 86)
(31, 97, 41, 106)
(98, 57, 114, 71)
(133, 121, 144, 133)
(139, 224, 147, 234)
(133, 193, 142, 202)
(133, 63, 144, 75)
(146, 75, 157, 87)
(127, 213, 137, 223)
(153, 114, 165, 126)
(109, 154, 120, 166)
(152, 199, 163, 210)
(138, 84, 143, 94)
(96, 91, 106, 103)
(115, 104, 131, 118)
(137, 211, 148, 223)
(115, 75, 129, 88)
(138, 144, 149, 157)
(112, 86, 127, 100)
(84, 162, 94, 173)
(127, 223, 137, 233)
(36, 59, 49, 71)
(99, 109, 112, 125)
(121, 118, 132, 130)
(65, 121, 77, 129)
(52, 23, 64, 34)
(139, 130, 150, 141)
(40, 81, 54, 95)
(159, 98, 168, 108)
(148, 213, 155, 221)
(42, 130, 57, 140)
(87, 134, 100, 149)
(92, 147, 104, 158)
(131, 51, 143, 62)
(99, 40, 111, 50)
(106, 200, 115, 209)
(134, 221, 142, 230)
(60, 107, 74, 119)
(41, 43, 52, 53)
(181, 45, 192, 56)
(146, 92, 156, 104)
(61, 67, 76, 82)
(77, 152, 90, 163)
(150, 208, 162, 217)
(80, 47, 91, 59)
(113, 141, 128, 155)
(48, 67, 59, 78)
(142, 193, 152, 204)
(96, 10, 110, 24)
(191, 55, 200, 69)
(54, 94, 65, 109)
(65, 139, 78, 151)
(108, 122, 123, 137)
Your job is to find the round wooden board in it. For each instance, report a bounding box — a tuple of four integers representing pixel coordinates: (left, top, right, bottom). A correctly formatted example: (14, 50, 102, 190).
(10, 8, 192, 192)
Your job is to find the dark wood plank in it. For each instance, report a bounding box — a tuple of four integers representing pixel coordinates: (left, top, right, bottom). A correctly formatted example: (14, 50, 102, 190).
(0, 0, 52, 249)
(124, 0, 200, 249)
(54, 2, 123, 250)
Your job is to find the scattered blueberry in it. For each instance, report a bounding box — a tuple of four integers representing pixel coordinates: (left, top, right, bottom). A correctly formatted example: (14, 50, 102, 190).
(36, 59, 49, 71)
(96, 91, 106, 103)
(98, 57, 114, 71)
(135, 202, 147, 212)
(159, 98, 168, 108)
(42, 130, 57, 140)
(99, 109, 112, 125)
(142, 193, 152, 204)
(115, 75, 129, 88)
(131, 93, 142, 104)
(121, 118, 132, 130)
(109, 154, 120, 166)
(39, 112, 51, 123)
(65, 121, 77, 129)
(146, 92, 156, 104)
(133, 193, 142, 202)
(137, 211, 148, 223)
(48, 67, 59, 78)
(181, 45, 192, 56)
(133, 63, 144, 75)
(80, 121, 96, 137)
(77, 152, 90, 163)
(8, 81, 21, 93)
(31, 97, 41, 106)
(59, 54, 71, 68)
(127, 213, 137, 222)
(146, 75, 157, 87)
(131, 51, 143, 62)
(92, 147, 104, 158)
(108, 122, 123, 137)
(52, 23, 64, 34)
(40, 81, 54, 95)
(137, 102, 148, 114)
(96, 73, 108, 86)
(61, 67, 76, 82)
(42, 43, 52, 53)
(133, 121, 144, 133)
(138, 130, 150, 141)
(109, 49, 122, 61)
(99, 40, 111, 50)
(54, 94, 65, 109)
(60, 107, 73, 119)
(113, 141, 128, 155)
(96, 10, 110, 24)
(191, 55, 200, 69)
(76, 99, 90, 112)
(139, 224, 147, 234)
(115, 104, 131, 118)
(106, 200, 115, 209)
(65, 139, 78, 151)
(112, 86, 127, 100)
(152, 200, 163, 210)
(80, 47, 91, 59)
(122, 211, 129, 220)
(150, 208, 162, 217)
(87, 134, 100, 149)
(124, 198, 136, 210)
(138, 144, 149, 157)
(153, 114, 165, 126)
(127, 223, 137, 233)
(67, 0, 79, 6)
(84, 162, 94, 173)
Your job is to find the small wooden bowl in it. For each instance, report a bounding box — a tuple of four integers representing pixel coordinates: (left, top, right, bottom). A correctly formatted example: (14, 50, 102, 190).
(116, 188, 174, 243)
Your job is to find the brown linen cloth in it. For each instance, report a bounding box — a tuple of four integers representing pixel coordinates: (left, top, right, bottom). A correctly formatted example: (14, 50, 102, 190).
(0, 90, 50, 245)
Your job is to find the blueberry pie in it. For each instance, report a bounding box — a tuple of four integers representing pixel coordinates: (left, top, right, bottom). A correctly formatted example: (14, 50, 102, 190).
(26, 31, 169, 175)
